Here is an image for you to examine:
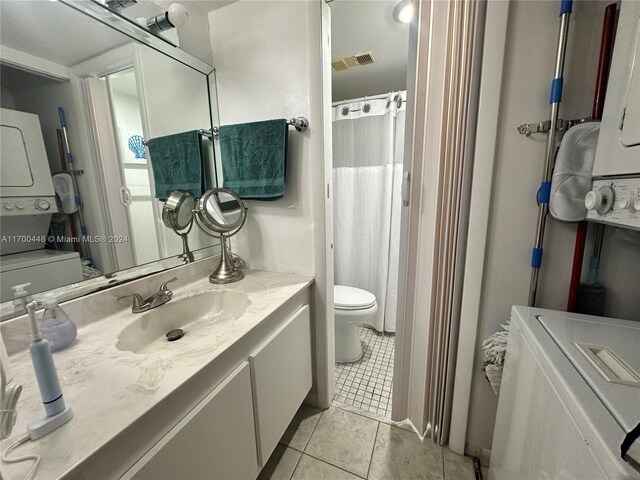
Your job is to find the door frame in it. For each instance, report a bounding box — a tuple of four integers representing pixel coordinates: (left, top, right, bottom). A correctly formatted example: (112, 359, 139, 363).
(83, 75, 136, 271)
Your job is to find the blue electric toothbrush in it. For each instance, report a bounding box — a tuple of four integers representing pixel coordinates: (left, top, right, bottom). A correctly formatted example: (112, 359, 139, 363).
(26, 302, 73, 439)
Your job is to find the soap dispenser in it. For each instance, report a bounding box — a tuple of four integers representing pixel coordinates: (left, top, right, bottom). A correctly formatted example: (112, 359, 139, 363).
(12, 283, 33, 315)
(40, 295, 77, 352)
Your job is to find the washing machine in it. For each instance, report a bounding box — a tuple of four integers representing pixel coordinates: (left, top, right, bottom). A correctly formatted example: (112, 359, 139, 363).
(490, 306, 640, 479)
(585, 0, 640, 230)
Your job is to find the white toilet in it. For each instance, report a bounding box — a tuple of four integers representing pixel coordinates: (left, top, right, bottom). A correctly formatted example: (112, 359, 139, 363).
(334, 285, 378, 363)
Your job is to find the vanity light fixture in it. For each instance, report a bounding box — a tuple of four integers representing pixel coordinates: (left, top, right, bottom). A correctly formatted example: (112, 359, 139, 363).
(142, 3, 190, 33)
(393, 0, 414, 24)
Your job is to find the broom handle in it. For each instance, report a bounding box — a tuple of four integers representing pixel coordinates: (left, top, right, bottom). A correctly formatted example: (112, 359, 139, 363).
(566, 3, 616, 310)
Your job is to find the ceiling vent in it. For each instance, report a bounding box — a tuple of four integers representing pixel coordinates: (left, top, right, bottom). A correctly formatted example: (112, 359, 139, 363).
(331, 51, 375, 72)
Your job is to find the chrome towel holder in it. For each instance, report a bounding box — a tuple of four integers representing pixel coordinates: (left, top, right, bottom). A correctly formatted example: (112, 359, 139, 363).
(211, 116, 309, 139)
(143, 117, 308, 145)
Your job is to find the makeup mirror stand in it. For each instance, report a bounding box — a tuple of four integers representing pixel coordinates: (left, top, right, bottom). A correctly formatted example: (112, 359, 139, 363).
(179, 226, 195, 264)
(193, 188, 247, 285)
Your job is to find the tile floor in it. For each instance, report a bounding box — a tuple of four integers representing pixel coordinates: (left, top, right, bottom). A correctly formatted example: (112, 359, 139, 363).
(334, 326, 395, 418)
(259, 404, 476, 480)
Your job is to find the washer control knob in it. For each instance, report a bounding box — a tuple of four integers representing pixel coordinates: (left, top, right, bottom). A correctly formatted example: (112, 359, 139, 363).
(15, 203, 24, 210)
(635, 197, 640, 212)
(3, 202, 15, 211)
(616, 195, 631, 210)
(35, 199, 51, 211)
(585, 187, 614, 215)
(584, 190, 601, 210)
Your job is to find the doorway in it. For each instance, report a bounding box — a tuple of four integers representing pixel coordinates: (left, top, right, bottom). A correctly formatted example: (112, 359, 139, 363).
(327, 0, 411, 421)
(105, 69, 161, 266)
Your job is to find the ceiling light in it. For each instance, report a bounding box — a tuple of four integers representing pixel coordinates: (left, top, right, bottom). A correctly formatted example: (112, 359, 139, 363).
(393, 0, 414, 24)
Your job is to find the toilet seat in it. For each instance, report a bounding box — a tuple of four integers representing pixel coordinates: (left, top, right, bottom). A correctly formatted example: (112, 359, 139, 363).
(334, 285, 376, 310)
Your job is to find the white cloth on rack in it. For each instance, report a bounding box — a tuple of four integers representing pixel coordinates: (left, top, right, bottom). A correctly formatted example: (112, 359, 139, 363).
(549, 122, 600, 222)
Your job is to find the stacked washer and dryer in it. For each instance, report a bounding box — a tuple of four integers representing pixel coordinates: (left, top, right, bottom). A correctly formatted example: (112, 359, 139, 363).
(583, 0, 640, 231)
(0, 108, 83, 302)
(491, 2, 640, 478)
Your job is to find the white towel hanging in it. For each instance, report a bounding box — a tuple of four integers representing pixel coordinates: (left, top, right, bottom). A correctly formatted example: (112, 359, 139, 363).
(549, 122, 600, 222)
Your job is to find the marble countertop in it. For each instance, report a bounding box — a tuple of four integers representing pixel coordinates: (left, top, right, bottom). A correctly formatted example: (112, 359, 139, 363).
(1, 269, 313, 480)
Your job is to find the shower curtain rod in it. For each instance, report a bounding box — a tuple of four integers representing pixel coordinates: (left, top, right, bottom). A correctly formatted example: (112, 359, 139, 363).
(332, 91, 403, 107)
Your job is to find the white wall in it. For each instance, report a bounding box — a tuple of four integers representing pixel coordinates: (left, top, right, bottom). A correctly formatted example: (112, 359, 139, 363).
(209, 0, 333, 407)
(154, 0, 214, 65)
(465, 0, 640, 457)
(209, 1, 323, 275)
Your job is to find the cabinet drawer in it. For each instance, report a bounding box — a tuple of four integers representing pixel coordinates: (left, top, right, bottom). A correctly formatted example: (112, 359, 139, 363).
(124, 362, 258, 480)
(250, 305, 312, 465)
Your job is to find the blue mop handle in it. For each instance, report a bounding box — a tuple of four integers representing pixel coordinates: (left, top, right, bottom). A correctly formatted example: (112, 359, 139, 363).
(528, 0, 573, 307)
(59, 107, 80, 209)
(58, 107, 91, 259)
(58, 107, 74, 165)
(560, 0, 573, 16)
(58, 107, 67, 128)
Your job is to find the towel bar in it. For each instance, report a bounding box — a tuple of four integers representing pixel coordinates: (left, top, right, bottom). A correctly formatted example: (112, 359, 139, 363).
(142, 129, 212, 146)
(211, 117, 309, 139)
(143, 118, 308, 146)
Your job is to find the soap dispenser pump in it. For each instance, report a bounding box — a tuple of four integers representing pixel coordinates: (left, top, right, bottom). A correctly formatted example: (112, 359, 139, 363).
(12, 283, 33, 315)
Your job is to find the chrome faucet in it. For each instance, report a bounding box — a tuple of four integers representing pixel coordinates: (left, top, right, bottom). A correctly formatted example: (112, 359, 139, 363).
(146, 278, 177, 309)
(118, 278, 177, 314)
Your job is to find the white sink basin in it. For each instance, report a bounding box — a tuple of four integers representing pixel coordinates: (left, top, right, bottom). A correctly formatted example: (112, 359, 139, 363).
(116, 290, 250, 354)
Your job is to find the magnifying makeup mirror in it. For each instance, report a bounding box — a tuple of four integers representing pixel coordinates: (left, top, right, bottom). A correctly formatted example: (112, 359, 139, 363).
(194, 188, 247, 284)
(162, 190, 196, 263)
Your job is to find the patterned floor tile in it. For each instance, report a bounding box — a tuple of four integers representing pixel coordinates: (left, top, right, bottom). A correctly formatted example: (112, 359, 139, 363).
(334, 326, 394, 418)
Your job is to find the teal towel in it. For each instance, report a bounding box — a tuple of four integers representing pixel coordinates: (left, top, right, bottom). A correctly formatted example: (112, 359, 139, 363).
(220, 119, 288, 200)
(147, 130, 204, 201)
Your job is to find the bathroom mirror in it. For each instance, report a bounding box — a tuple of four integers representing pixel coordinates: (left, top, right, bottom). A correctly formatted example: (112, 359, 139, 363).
(0, 0, 220, 320)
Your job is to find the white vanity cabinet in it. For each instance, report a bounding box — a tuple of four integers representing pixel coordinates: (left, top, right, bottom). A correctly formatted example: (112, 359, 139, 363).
(124, 362, 259, 480)
(250, 305, 312, 465)
(116, 300, 313, 480)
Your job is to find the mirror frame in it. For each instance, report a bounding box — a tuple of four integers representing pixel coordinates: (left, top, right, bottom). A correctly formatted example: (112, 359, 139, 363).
(195, 188, 247, 235)
(0, 0, 220, 322)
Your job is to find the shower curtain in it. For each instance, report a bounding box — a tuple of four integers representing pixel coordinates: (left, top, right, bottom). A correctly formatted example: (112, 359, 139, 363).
(333, 91, 406, 333)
